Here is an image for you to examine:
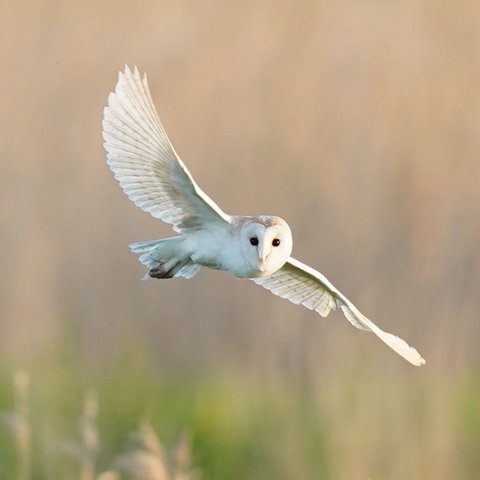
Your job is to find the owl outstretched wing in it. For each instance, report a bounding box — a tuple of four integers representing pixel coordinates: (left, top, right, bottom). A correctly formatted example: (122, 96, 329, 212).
(254, 257, 425, 366)
(103, 66, 231, 233)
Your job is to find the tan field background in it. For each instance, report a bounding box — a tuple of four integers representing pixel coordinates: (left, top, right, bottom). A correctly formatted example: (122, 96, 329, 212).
(1, 1, 480, 479)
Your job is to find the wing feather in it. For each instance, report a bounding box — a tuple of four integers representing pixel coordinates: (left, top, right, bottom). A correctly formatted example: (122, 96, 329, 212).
(103, 65, 231, 232)
(254, 257, 425, 366)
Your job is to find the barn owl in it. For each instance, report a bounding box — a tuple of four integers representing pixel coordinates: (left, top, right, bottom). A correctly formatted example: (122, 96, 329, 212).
(102, 66, 425, 366)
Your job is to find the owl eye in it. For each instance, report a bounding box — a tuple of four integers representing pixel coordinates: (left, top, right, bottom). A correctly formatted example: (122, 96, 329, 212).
(272, 238, 281, 247)
(250, 237, 259, 246)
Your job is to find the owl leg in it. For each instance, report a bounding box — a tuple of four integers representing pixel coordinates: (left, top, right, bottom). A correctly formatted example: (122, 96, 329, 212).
(129, 236, 201, 280)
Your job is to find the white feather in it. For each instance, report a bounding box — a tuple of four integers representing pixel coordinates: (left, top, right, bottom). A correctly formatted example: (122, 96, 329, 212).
(254, 258, 426, 366)
(103, 65, 231, 233)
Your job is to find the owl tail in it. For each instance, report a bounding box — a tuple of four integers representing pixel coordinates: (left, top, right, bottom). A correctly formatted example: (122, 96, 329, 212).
(129, 237, 201, 279)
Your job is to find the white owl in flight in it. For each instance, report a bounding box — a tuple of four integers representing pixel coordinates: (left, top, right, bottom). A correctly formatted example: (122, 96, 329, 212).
(102, 66, 425, 366)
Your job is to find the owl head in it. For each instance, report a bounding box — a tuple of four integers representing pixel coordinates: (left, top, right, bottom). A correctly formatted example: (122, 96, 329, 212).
(239, 216, 293, 278)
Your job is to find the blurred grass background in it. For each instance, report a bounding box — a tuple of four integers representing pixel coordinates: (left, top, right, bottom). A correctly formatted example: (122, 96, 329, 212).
(1, 0, 480, 478)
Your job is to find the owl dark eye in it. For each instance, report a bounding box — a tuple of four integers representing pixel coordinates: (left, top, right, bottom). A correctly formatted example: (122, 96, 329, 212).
(272, 238, 281, 247)
(250, 237, 259, 246)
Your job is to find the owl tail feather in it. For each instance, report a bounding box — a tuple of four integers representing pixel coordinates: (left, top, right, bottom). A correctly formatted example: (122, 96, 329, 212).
(129, 237, 201, 280)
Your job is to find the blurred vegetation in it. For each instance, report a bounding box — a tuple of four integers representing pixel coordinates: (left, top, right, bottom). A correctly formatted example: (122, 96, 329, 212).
(1, 340, 479, 480)
(1, 0, 480, 478)
(1, 345, 480, 479)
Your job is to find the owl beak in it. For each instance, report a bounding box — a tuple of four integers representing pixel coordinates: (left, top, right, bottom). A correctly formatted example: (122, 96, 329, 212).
(258, 248, 268, 271)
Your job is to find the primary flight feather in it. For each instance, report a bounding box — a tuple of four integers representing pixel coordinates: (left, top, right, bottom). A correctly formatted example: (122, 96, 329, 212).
(103, 66, 425, 366)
